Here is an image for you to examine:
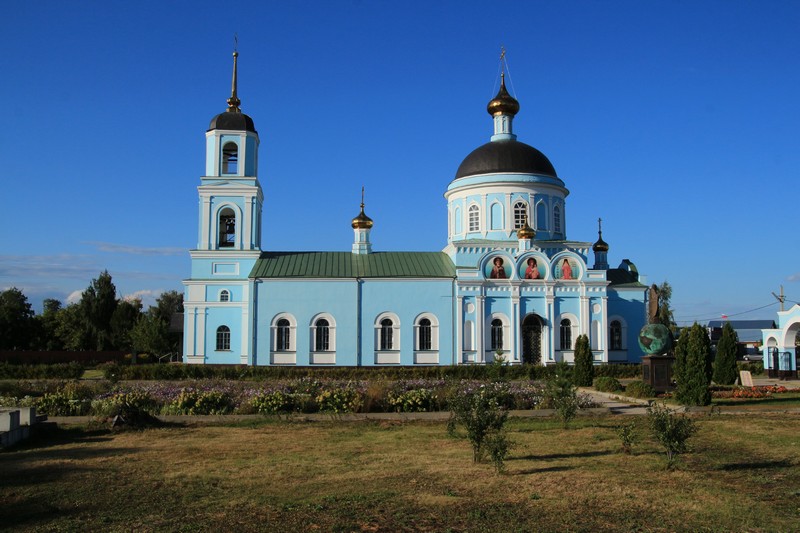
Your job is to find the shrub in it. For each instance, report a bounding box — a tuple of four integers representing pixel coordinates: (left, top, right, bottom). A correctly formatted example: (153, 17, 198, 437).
(594, 376, 622, 393)
(617, 420, 637, 454)
(675, 323, 712, 406)
(572, 334, 594, 387)
(168, 388, 234, 415)
(387, 388, 435, 412)
(93, 390, 157, 421)
(625, 380, 655, 399)
(316, 386, 363, 414)
(250, 390, 295, 415)
(35, 381, 100, 416)
(737, 361, 764, 376)
(647, 401, 698, 468)
(713, 322, 739, 385)
(546, 376, 579, 428)
(447, 385, 509, 464)
(0, 362, 84, 380)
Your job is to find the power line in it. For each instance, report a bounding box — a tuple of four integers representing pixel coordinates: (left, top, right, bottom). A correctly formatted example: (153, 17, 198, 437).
(674, 301, 778, 325)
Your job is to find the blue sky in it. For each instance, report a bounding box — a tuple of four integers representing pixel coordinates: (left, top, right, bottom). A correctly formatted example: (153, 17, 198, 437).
(2, 0, 798, 325)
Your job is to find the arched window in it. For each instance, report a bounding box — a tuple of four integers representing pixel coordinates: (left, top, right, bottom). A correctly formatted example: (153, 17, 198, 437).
(536, 202, 547, 231)
(314, 318, 330, 352)
(560, 319, 572, 350)
(418, 318, 432, 350)
(490, 202, 503, 230)
(276, 318, 291, 351)
(222, 142, 238, 174)
(468, 205, 480, 232)
(218, 207, 236, 248)
(216, 325, 231, 351)
(454, 206, 462, 234)
(553, 205, 562, 234)
(219, 289, 230, 302)
(491, 318, 504, 351)
(513, 201, 528, 229)
(610, 320, 623, 350)
(380, 318, 394, 350)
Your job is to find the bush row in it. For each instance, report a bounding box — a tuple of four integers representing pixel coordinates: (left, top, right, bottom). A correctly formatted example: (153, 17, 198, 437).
(0, 362, 85, 380)
(0, 378, 599, 417)
(98, 362, 643, 382)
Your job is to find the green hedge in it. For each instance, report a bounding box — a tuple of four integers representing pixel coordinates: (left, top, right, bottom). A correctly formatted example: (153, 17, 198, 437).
(99, 362, 643, 381)
(0, 362, 85, 380)
(737, 361, 764, 375)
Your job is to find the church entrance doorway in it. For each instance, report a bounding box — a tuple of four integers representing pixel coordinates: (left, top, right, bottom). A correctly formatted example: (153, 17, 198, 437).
(521, 314, 543, 365)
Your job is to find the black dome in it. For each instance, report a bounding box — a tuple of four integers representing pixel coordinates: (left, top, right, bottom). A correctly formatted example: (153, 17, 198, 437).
(455, 139, 557, 179)
(208, 111, 256, 133)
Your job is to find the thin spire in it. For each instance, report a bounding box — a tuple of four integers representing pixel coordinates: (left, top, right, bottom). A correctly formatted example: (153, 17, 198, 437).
(227, 38, 241, 112)
(361, 186, 365, 209)
(598, 217, 603, 236)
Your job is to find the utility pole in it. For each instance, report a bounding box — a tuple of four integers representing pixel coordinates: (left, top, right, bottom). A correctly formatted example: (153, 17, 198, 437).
(772, 285, 785, 312)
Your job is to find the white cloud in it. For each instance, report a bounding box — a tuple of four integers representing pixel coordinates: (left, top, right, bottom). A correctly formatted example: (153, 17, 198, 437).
(86, 242, 185, 256)
(66, 290, 83, 305)
(787, 273, 800, 282)
(123, 289, 165, 308)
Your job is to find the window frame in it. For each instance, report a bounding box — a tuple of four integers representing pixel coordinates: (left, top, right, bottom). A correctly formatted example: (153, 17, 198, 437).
(272, 315, 296, 352)
(513, 201, 528, 230)
(560, 318, 572, 350)
(468, 204, 480, 232)
(219, 289, 230, 302)
(216, 325, 231, 351)
(375, 313, 401, 352)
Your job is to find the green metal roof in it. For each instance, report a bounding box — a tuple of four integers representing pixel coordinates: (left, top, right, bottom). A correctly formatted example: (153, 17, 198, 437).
(249, 251, 456, 279)
(606, 268, 647, 288)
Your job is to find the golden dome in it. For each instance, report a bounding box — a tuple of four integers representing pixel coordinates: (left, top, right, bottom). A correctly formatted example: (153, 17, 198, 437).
(352, 203, 373, 229)
(487, 73, 520, 117)
(517, 215, 535, 240)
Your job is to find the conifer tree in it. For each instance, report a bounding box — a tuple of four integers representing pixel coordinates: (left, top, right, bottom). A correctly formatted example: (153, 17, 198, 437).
(572, 334, 594, 387)
(713, 322, 739, 385)
(675, 323, 712, 406)
(672, 327, 690, 386)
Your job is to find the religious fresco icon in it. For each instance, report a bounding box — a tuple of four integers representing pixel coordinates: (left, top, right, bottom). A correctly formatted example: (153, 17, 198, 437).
(523, 257, 540, 280)
(488, 256, 508, 279)
(555, 258, 577, 280)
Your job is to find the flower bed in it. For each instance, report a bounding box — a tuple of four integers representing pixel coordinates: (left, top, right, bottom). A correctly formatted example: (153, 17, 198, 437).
(0, 378, 599, 417)
(711, 385, 789, 399)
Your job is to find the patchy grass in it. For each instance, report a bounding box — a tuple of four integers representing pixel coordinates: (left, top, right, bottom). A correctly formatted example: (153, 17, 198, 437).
(2, 414, 799, 532)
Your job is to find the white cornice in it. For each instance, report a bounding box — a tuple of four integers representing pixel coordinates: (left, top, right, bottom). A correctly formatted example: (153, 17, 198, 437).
(190, 250, 262, 259)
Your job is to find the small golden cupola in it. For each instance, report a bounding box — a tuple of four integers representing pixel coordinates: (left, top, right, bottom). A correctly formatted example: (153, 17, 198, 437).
(487, 73, 520, 118)
(352, 187, 373, 254)
(351, 200, 373, 230)
(516, 215, 535, 240)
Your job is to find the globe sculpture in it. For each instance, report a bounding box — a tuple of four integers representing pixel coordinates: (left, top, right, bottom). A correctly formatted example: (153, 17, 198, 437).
(638, 323, 672, 356)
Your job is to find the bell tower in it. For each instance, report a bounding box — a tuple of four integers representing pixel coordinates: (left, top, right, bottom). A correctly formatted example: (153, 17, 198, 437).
(197, 50, 263, 252)
(184, 50, 263, 365)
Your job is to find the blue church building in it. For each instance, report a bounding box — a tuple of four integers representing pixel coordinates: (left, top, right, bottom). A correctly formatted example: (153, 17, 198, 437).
(183, 53, 649, 366)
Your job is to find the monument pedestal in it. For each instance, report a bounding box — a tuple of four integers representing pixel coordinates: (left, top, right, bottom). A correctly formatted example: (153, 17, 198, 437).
(641, 355, 675, 392)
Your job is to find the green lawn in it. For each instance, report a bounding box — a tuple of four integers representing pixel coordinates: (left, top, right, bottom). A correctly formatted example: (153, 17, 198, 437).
(2, 413, 799, 532)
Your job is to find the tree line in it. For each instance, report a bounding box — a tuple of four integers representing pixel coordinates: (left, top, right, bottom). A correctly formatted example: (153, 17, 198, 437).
(0, 271, 183, 357)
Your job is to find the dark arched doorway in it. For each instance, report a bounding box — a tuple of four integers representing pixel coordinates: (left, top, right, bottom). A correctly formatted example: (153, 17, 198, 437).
(521, 314, 543, 365)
